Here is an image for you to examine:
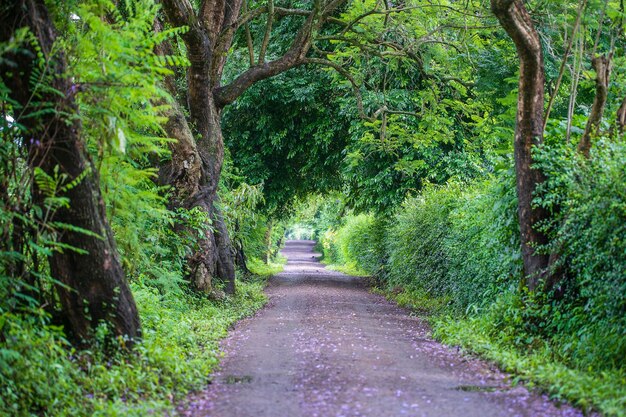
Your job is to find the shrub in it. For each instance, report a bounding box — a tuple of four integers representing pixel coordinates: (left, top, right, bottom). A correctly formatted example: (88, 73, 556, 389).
(444, 172, 521, 311)
(534, 138, 626, 370)
(384, 184, 458, 296)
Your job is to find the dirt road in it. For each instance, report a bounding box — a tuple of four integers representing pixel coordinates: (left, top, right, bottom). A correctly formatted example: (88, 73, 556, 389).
(179, 240, 588, 417)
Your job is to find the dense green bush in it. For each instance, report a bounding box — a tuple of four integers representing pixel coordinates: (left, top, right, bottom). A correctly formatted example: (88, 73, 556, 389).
(385, 185, 457, 296)
(444, 173, 521, 310)
(334, 215, 375, 268)
(534, 139, 626, 370)
(316, 178, 518, 308)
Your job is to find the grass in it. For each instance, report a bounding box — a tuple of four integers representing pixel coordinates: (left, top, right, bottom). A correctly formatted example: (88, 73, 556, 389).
(371, 286, 451, 315)
(247, 255, 286, 277)
(321, 259, 370, 277)
(433, 315, 626, 417)
(1, 277, 269, 417)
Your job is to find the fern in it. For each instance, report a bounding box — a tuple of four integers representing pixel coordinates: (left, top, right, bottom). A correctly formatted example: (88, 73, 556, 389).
(67, 0, 192, 291)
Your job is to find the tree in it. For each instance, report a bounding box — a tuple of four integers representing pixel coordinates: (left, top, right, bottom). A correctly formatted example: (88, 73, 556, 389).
(0, 0, 140, 343)
(491, 0, 550, 290)
(578, 54, 612, 157)
(159, 0, 349, 293)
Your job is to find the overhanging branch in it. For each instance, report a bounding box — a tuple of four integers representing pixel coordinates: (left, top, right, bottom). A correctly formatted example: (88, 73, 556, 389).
(303, 57, 373, 122)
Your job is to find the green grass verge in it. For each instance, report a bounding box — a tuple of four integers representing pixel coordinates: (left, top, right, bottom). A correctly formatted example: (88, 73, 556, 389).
(433, 316, 626, 417)
(247, 255, 286, 277)
(0, 278, 268, 417)
(321, 260, 370, 277)
(374, 285, 626, 417)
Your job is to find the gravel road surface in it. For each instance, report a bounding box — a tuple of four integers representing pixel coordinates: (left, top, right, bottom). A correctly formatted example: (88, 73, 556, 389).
(178, 240, 591, 417)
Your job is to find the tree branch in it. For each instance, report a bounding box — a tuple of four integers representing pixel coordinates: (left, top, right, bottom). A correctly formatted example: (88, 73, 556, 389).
(258, 0, 274, 64)
(381, 107, 422, 118)
(214, 1, 334, 107)
(544, 0, 587, 131)
(160, 0, 195, 28)
(304, 57, 373, 122)
(161, 0, 212, 70)
(232, 6, 310, 33)
(242, 0, 255, 66)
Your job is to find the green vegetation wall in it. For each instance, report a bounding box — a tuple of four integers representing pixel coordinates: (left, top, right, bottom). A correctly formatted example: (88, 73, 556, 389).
(311, 138, 626, 415)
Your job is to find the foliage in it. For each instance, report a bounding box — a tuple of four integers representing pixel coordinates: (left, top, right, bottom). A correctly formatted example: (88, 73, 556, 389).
(69, 0, 196, 293)
(434, 296, 626, 417)
(0, 279, 267, 417)
(444, 172, 522, 310)
(534, 138, 626, 370)
(222, 67, 351, 215)
(384, 185, 457, 296)
(323, 174, 520, 311)
(219, 154, 286, 264)
(325, 0, 501, 212)
(323, 143, 626, 414)
(320, 213, 376, 275)
(0, 2, 269, 417)
(2, 0, 626, 416)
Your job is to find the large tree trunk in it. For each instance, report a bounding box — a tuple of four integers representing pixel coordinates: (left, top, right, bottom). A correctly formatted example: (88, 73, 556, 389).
(161, 100, 236, 294)
(578, 54, 612, 157)
(160, 0, 246, 295)
(154, 18, 235, 294)
(491, 0, 550, 290)
(213, 206, 236, 294)
(159, 94, 235, 294)
(0, 0, 140, 344)
(183, 49, 237, 294)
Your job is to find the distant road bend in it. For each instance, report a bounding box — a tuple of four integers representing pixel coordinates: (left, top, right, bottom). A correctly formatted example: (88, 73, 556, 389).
(179, 240, 590, 417)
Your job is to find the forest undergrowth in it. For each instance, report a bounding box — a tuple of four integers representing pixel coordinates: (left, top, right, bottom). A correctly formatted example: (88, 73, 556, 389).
(1, 278, 269, 417)
(0, 2, 284, 415)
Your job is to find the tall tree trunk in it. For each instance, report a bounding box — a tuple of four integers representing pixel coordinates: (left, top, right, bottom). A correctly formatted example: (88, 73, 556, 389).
(491, 0, 550, 290)
(263, 220, 273, 264)
(159, 94, 235, 294)
(233, 220, 251, 276)
(0, 0, 140, 344)
(213, 205, 236, 294)
(185, 52, 237, 294)
(578, 54, 612, 157)
(160, 0, 245, 295)
(154, 18, 234, 294)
